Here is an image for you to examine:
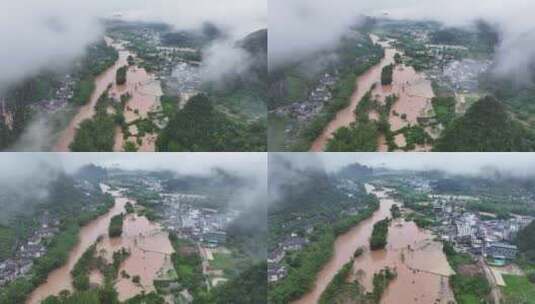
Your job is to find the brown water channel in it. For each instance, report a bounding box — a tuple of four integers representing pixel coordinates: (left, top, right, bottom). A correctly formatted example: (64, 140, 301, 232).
(53, 37, 162, 152)
(27, 185, 174, 303)
(310, 35, 435, 152)
(293, 184, 455, 304)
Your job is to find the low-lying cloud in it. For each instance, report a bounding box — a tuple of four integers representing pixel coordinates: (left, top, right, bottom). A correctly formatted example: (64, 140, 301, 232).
(269, 0, 535, 80)
(200, 40, 254, 83)
(0, 0, 103, 91)
(0, 0, 266, 92)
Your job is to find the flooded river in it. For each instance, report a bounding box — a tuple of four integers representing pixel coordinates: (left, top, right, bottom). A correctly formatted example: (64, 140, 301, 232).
(293, 184, 455, 304)
(53, 37, 162, 152)
(310, 35, 435, 152)
(27, 185, 174, 303)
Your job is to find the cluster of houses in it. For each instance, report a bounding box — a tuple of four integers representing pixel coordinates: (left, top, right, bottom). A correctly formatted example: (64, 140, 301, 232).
(431, 197, 533, 265)
(158, 192, 239, 248)
(441, 59, 491, 94)
(274, 72, 338, 122)
(0, 212, 60, 287)
(268, 233, 310, 283)
(168, 62, 202, 103)
(33, 73, 77, 113)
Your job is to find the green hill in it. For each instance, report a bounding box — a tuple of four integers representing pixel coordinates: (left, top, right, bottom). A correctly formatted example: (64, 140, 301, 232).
(433, 96, 535, 152)
(156, 94, 265, 151)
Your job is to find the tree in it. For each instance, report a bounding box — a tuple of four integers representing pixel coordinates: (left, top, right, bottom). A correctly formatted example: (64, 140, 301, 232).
(116, 66, 127, 85)
(381, 64, 394, 86)
(108, 214, 124, 237)
(394, 53, 402, 64)
(127, 55, 135, 66)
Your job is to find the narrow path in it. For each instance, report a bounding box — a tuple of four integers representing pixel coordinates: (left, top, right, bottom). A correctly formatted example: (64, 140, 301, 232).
(479, 258, 502, 304)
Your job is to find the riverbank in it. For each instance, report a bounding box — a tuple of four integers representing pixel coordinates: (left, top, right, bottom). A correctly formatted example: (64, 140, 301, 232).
(53, 37, 163, 152)
(311, 35, 436, 152)
(25, 185, 174, 303)
(288, 184, 387, 304)
(288, 185, 455, 304)
(25, 185, 124, 303)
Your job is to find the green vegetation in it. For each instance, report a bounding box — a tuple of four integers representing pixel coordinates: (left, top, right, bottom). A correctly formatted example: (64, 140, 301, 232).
(0, 226, 15, 260)
(369, 267, 397, 303)
(381, 64, 394, 86)
(275, 34, 384, 151)
(269, 194, 380, 304)
(116, 66, 127, 85)
(70, 90, 120, 152)
(390, 204, 401, 218)
(517, 221, 535, 264)
(319, 260, 365, 304)
(70, 40, 119, 105)
(394, 53, 402, 64)
(71, 244, 97, 291)
(1, 220, 104, 303)
(108, 214, 123, 237)
(405, 213, 434, 228)
(434, 96, 535, 151)
(125, 202, 134, 214)
(398, 125, 433, 151)
(326, 121, 379, 152)
(210, 253, 235, 273)
(326, 91, 382, 152)
(443, 241, 491, 303)
(370, 218, 390, 250)
(157, 94, 266, 151)
(168, 234, 205, 298)
(71, 79, 96, 106)
(502, 274, 535, 304)
(159, 95, 179, 118)
(301, 72, 364, 147)
(0, 40, 118, 150)
(70, 113, 115, 151)
(269, 227, 335, 304)
(205, 262, 267, 304)
(432, 96, 456, 127)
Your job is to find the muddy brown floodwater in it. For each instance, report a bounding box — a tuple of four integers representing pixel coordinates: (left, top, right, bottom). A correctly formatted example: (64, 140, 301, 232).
(26, 185, 174, 303)
(292, 184, 455, 304)
(310, 35, 435, 152)
(53, 37, 162, 152)
(96, 197, 174, 301)
(26, 185, 123, 304)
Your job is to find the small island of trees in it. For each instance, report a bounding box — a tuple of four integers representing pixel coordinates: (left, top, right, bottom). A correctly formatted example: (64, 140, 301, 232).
(108, 214, 124, 237)
(116, 66, 128, 85)
(381, 64, 394, 86)
(370, 218, 390, 250)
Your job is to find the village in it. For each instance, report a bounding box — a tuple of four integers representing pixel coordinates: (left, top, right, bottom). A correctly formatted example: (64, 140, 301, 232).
(0, 179, 103, 288)
(131, 175, 243, 289)
(268, 175, 535, 285)
(273, 71, 338, 123)
(0, 212, 60, 287)
(33, 74, 77, 114)
(429, 194, 533, 265)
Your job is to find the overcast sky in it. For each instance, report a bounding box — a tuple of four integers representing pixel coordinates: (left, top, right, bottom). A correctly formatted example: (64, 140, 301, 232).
(0, 153, 266, 184)
(0, 0, 266, 91)
(269, 0, 535, 78)
(273, 152, 535, 178)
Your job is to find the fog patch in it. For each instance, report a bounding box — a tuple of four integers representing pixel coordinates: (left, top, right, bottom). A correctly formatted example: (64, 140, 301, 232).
(0, 0, 104, 91)
(0, 154, 63, 224)
(270, 0, 535, 80)
(200, 40, 254, 84)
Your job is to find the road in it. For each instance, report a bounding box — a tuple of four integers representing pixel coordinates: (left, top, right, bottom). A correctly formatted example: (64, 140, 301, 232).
(479, 258, 502, 304)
